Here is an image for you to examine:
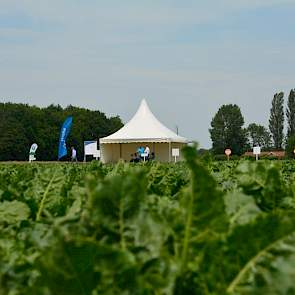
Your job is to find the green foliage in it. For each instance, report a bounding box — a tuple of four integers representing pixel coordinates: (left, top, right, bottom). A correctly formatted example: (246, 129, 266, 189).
(0, 200, 30, 224)
(1, 156, 295, 294)
(235, 161, 292, 211)
(287, 89, 295, 139)
(210, 104, 247, 155)
(213, 154, 240, 161)
(286, 135, 295, 158)
(247, 123, 272, 149)
(0, 103, 123, 161)
(269, 92, 285, 149)
(147, 162, 189, 197)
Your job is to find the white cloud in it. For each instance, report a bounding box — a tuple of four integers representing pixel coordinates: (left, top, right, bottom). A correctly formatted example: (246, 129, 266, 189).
(1, 0, 295, 147)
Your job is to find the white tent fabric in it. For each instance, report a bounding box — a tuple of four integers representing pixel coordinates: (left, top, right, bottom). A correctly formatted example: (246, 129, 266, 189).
(100, 99, 188, 163)
(100, 99, 187, 144)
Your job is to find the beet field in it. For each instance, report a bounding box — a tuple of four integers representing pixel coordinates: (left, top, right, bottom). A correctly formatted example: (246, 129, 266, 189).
(1, 146, 295, 295)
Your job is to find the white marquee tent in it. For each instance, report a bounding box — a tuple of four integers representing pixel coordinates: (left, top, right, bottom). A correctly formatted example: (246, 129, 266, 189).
(100, 99, 188, 163)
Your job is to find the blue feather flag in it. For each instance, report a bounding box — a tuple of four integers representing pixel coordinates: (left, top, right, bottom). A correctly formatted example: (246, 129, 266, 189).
(58, 116, 73, 160)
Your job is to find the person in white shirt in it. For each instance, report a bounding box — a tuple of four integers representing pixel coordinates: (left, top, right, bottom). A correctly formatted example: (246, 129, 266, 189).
(71, 146, 77, 162)
(144, 146, 150, 160)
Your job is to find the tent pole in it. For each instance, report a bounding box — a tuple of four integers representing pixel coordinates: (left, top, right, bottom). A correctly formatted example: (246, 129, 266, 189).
(169, 141, 171, 162)
(119, 143, 122, 159)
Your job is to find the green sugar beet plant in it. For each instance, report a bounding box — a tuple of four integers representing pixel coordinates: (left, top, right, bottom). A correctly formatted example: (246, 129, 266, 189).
(0, 153, 295, 294)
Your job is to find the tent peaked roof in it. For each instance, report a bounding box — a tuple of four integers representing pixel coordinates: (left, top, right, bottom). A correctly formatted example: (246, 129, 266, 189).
(100, 99, 188, 144)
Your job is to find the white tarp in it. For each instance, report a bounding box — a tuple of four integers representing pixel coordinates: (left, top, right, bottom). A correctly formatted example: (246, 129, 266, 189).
(100, 99, 187, 144)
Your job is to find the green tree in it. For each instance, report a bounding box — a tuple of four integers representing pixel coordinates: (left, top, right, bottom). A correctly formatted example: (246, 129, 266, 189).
(210, 104, 247, 155)
(0, 103, 123, 161)
(269, 92, 284, 149)
(287, 89, 295, 139)
(285, 135, 295, 158)
(247, 123, 272, 150)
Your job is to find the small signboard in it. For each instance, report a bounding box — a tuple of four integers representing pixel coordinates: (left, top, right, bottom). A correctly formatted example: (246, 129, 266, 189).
(84, 141, 98, 155)
(172, 148, 180, 157)
(253, 146, 261, 155)
(253, 146, 261, 161)
(84, 141, 100, 161)
(172, 148, 180, 163)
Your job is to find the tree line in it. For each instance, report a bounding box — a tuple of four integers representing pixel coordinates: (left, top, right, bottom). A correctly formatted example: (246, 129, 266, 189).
(0, 103, 123, 161)
(210, 89, 295, 156)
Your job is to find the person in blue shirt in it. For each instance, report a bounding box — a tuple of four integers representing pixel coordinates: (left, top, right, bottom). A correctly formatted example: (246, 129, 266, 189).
(140, 146, 145, 155)
(137, 146, 145, 160)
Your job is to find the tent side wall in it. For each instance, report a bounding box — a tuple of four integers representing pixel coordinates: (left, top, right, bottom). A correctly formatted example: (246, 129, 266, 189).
(101, 142, 186, 163)
(100, 143, 120, 163)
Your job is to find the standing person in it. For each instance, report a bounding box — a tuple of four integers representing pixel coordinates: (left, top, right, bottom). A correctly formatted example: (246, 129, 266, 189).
(144, 145, 150, 160)
(71, 146, 78, 162)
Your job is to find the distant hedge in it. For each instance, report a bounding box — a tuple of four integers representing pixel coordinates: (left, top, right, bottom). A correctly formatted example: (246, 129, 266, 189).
(213, 154, 240, 161)
(0, 103, 123, 161)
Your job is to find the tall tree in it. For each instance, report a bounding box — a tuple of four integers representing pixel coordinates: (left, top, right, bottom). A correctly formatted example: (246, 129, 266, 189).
(286, 89, 295, 138)
(269, 92, 284, 150)
(210, 104, 247, 155)
(286, 135, 295, 158)
(247, 123, 272, 150)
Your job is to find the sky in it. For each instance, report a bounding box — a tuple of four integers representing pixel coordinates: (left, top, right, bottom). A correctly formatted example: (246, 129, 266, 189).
(1, 0, 295, 148)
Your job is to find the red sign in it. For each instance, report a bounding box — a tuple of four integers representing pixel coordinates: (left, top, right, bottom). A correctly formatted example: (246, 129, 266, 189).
(225, 149, 232, 156)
